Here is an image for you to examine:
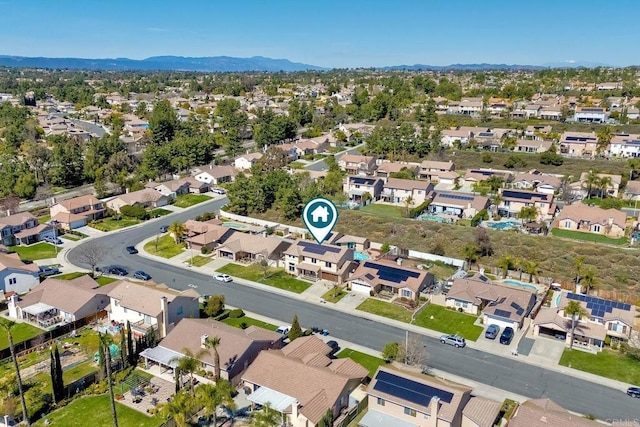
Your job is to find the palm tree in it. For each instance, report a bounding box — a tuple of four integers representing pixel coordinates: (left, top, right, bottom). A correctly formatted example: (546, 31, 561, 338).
(171, 347, 208, 396)
(98, 332, 119, 427)
(596, 125, 613, 156)
(573, 256, 584, 290)
(518, 206, 538, 224)
(515, 257, 525, 280)
(497, 255, 514, 278)
(564, 300, 589, 349)
(597, 175, 612, 199)
(0, 319, 28, 426)
(522, 260, 541, 283)
(627, 158, 640, 180)
(162, 390, 196, 427)
(582, 267, 598, 294)
(196, 380, 236, 427)
(168, 221, 187, 244)
(584, 170, 599, 199)
(250, 402, 281, 427)
(463, 244, 479, 270)
(403, 195, 414, 217)
(203, 336, 222, 381)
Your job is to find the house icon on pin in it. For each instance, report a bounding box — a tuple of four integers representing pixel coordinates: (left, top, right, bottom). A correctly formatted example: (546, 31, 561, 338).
(310, 205, 329, 223)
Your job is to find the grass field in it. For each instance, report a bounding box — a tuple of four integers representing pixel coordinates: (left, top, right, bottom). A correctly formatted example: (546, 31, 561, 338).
(149, 208, 172, 217)
(550, 228, 628, 246)
(322, 287, 348, 303)
(96, 276, 118, 286)
(53, 272, 118, 286)
(217, 263, 311, 293)
(356, 299, 413, 323)
(0, 323, 43, 349)
(33, 394, 164, 427)
(336, 348, 386, 377)
(187, 255, 212, 267)
(11, 242, 58, 260)
(173, 194, 211, 208)
(222, 316, 278, 331)
(413, 304, 483, 341)
(360, 203, 406, 219)
(559, 348, 640, 385)
(143, 234, 185, 258)
(90, 217, 141, 231)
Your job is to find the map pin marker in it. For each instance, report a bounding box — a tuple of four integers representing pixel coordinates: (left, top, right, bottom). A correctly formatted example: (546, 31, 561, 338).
(302, 197, 338, 244)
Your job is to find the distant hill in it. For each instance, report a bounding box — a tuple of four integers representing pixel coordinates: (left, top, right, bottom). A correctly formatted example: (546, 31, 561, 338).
(0, 55, 327, 72)
(379, 63, 546, 71)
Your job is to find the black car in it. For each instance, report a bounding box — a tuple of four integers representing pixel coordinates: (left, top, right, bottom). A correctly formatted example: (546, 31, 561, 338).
(326, 340, 340, 354)
(628, 387, 640, 398)
(133, 271, 151, 281)
(106, 266, 128, 276)
(500, 327, 515, 345)
(125, 246, 138, 254)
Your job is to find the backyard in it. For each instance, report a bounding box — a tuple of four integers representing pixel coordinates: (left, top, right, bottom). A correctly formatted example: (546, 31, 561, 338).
(336, 348, 386, 377)
(550, 228, 628, 246)
(10, 242, 58, 260)
(356, 299, 413, 323)
(143, 234, 185, 258)
(559, 348, 640, 385)
(0, 322, 43, 349)
(173, 194, 211, 208)
(413, 304, 483, 341)
(360, 203, 406, 219)
(217, 263, 311, 293)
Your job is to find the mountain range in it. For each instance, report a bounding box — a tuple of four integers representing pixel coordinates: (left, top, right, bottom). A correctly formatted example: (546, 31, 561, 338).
(0, 55, 620, 72)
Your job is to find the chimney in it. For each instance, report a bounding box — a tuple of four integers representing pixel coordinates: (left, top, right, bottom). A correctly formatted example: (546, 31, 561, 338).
(7, 295, 18, 319)
(160, 296, 169, 338)
(200, 334, 209, 349)
(429, 396, 440, 418)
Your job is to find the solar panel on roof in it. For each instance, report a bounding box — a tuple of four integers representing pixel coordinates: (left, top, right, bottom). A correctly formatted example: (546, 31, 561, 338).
(298, 241, 341, 255)
(478, 275, 489, 282)
(605, 306, 613, 313)
(439, 193, 474, 202)
(623, 303, 631, 311)
(586, 302, 593, 309)
(494, 309, 511, 319)
(364, 262, 420, 284)
(373, 370, 454, 406)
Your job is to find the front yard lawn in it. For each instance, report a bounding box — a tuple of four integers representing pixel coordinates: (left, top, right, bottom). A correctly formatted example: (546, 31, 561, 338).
(412, 304, 483, 341)
(356, 299, 413, 323)
(187, 255, 212, 267)
(222, 316, 278, 331)
(336, 348, 387, 377)
(322, 287, 348, 303)
(0, 323, 43, 349)
(53, 272, 118, 286)
(10, 242, 58, 260)
(32, 394, 164, 427)
(96, 276, 118, 286)
(149, 208, 172, 217)
(359, 203, 406, 219)
(90, 217, 141, 232)
(217, 264, 311, 293)
(173, 194, 211, 208)
(143, 234, 185, 258)
(559, 348, 640, 384)
(550, 228, 628, 246)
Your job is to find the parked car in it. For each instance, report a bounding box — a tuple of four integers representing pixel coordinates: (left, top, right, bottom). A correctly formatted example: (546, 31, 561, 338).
(326, 340, 340, 353)
(160, 225, 169, 233)
(39, 265, 61, 277)
(133, 271, 151, 281)
(485, 324, 500, 340)
(213, 273, 232, 283)
(125, 246, 138, 254)
(500, 327, 515, 345)
(44, 235, 63, 245)
(211, 187, 226, 195)
(106, 266, 128, 276)
(440, 334, 466, 348)
(275, 326, 290, 335)
(627, 387, 640, 398)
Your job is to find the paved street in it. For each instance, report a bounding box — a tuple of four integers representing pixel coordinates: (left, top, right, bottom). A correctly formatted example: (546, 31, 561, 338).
(305, 144, 364, 171)
(64, 197, 640, 421)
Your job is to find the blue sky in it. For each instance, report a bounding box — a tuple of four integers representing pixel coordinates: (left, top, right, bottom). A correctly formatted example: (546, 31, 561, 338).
(1, 0, 639, 68)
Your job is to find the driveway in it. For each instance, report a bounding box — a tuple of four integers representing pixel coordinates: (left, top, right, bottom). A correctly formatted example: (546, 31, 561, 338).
(527, 336, 567, 365)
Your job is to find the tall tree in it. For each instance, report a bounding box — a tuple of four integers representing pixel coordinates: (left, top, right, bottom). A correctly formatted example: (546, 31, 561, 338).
(126, 321, 135, 367)
(168, 222, 187, 244)
(52, 345, 64, 403)
(463, 244, 479, 269)
(596, 126, 613, 155)
(170, 348, 208, 396)
(196, 380, 235, 427)
(203, 336, 222, 381)
(249, 402, 280, 427)
(99, 333, 119, 427)
(288, 315, 303, 341)
(564, 301, 589, 350)
(149, 99, 179, 145)
(161, 389, 196, 427)
(319, 409, 334, 427)
(0, 319, 29, 426)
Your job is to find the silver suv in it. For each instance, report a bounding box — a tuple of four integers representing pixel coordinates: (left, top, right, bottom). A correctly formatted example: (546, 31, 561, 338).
(440, 334, 466, 348)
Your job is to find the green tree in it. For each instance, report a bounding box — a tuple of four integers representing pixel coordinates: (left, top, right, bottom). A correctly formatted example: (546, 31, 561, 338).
(49, 136, 84, 187)
(249, 402, 281, 427)
(126, 321, 135, 367)
(205, 294, 226, 317)
(582, 267, 598, 294)
(518, 206, 539, 223)
(597, 175, 612, 198)
(497, 255, 514, 278)
(583, 170, 600, 198)
(522, 260, 541, 283)
(381, 342, 400, 362)
(0, 319, 29, 425)
(564, 301, 589, 350)
(171, 348, 208, 396)
(573, 256, 584, 290)
(380, 242, 391, 254)
(52, 345, 64, 403)
(596, 126, 613, 155)
(463, 244, 479, 269)
(203, 336, 222, 381)
(288, 314, 303, 341)
(168, 221, 187, 244)
(161, 389, 196, 427)
(98, 332, 119, 427)
(319, 409, 334, 427)
(196, 380, 236, 427)
(149, 99, 179, 145)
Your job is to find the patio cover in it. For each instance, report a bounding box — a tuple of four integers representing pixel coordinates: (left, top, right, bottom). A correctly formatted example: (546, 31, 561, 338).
(139, 346, 183, 368)
(359, 409, 419, 427)
(22, 302, 56, 315)
(247, 386, 297, 412)
(296, 263, 321, 272)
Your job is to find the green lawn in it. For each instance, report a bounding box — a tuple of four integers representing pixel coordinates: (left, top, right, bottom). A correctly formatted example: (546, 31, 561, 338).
(217, 264, 311, 293)
(173, 194, 211, 208)
(360, 203, 406, 219)
(143, 234, 185, 258)
(559, 348, 640, 384)
(90, 217, 141, 231)
(149, 208, 172, 217)
(322, 287, 348, 303)
(38, 214, 51, 224)
(413, 304, 483, 341)
(60, 234, 80, 241)
(11, 242, 58, 260)
(96, 276, 118, 286)
(33, 394, 164, 427)
(187, 255, 212, 267)
(222, 316, 278, 331)
(31, 360, 98, 393)
(356, 299, 413, 323)
(551, 228, 628, 246)
(52, 272, 118, 286)
(0, 323, 43, 349)
(336, 348, 387, 377)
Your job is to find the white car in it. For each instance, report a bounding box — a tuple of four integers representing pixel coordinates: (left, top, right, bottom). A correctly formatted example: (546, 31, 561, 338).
(214, 274, 233, 283)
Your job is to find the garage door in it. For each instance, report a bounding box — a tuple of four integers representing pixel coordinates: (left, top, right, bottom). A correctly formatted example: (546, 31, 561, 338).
(484, 315, 517, 332)
(352, 282, 371, 294)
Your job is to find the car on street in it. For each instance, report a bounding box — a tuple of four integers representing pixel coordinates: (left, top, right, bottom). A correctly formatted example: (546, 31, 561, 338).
(440, 334, 466, 348)
(213, 273, 233, 282)
(500, 327, 515, 345)
(105, 266, 128, 276)
(485, 324, 500, 340)
(211, 187, 226, 195)
(125, 246, 138, 254)
(627, 387, 640, 398)
(44, 235, 63, 245)
(133, 271, 151, 281)
(39, 265, 61, 277)
(160, 225, 168, 233)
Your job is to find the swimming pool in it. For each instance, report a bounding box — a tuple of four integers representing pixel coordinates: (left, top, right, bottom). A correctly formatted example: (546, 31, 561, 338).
(222, 222, 248, 230)
(502, 279, 538, 291)
(354, 251, 370, 261)
(485, 220, 520, 230)
(419, 214, 448, 223)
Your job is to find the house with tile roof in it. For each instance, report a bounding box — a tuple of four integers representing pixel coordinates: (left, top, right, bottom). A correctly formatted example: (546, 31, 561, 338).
(461, 396, 502, 427)
(106, 189, 170, 213)
(511, 171, 561, 195)
(185, 221, 235, 252)
(559, 131, 598, 158)
(361, 366, 471, 427)
(194, 165, 238, 185)
(375, 161, 419, 178)
(508, 398, 601, 427)
(418, 160, 456, 181)
(533, 291, 634, 351)
(0, 212, 55, 246)
(624, 180, 640, 201)
(327, 232, 370, 253)
(514, 139, 553, 153)
(0, 252, 40, 294)
(343, 176, 384, 204)
(554, 203, 626, 238)
(338, 154, 377, 176)
(578, 172, 622, 197)
(349, 260, 434, 302)
(216, 234, 291, 264)
(107, 280, 200, 338)
(284, 240, 355, 283)
(50, 195, 106, 230)
(497, 188, 556, 220)
(381, 178, 434, 206)
(428, 192, 489, 219)
(242, 349, 367, 427)
(140, 318, 283, 385)
(234, 152, 264, 170)
(445, 275, 536, 332)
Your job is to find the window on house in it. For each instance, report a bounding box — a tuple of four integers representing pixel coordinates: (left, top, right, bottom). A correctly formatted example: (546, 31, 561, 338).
(593, 224, 601, 233)
(311, 258, 317, 264)
(401, 289, 412, 298)
(325, 262, 332, 268)
(114, 300, 119, 307)
(123, 308, 127, 314)
(564, 221, 571, 228)
(404, 407, 416, 417)
(144, 314, 152, 324)
(377, 398, 385, 406)
(177, 306, 183, 315)
(8, 278, 16, 285)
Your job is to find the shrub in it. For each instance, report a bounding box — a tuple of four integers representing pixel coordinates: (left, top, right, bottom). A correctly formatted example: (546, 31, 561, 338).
(240, 322, 248, 329)
(228, 308, 245, 319)
(120, 204, 149, 220)
(409, 201, 431, 218)
(201, 246, 211, 255)
(482, 153, 493, 163)
(471, 209, 489, 227)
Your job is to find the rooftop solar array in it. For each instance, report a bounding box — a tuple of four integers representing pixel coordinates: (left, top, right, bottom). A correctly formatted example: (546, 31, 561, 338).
(580, 108, 605, 112)
(510, 301, 524, 316)
(373, 370, 453, 405)
(493, 309, 512, 319)
(363, 261, 420, 284)
(350, 177, 377, 185)
(565, 136, 596, 142)
(299, 241, 341, 255)
(470, 169, 495, 176)
(438, 193, 474, 201)
(567, 292, 631, 317)
(502, 190, 549, 201)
